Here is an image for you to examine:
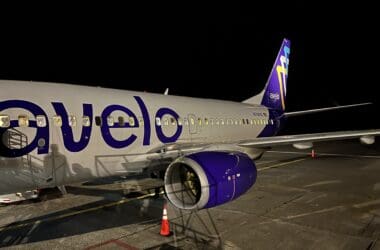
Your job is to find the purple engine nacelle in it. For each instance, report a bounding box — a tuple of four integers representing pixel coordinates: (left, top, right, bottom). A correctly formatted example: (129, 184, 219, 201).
(164, 151, 257, 210)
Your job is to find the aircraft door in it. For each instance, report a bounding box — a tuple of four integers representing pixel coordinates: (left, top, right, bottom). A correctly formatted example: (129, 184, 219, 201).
(47, 116, 71, 187)
(188, 114, 197, 135)
(42, 119, 59, 186)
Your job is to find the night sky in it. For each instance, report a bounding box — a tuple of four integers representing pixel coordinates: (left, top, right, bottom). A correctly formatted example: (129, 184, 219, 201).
(0, 3, 379, 134)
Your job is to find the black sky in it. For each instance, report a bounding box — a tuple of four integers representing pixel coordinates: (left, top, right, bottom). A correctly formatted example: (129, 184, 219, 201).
(0, 3, 379, 133)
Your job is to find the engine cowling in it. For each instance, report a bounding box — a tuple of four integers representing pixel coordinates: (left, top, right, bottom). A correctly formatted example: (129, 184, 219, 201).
(164, 151, 257, 210)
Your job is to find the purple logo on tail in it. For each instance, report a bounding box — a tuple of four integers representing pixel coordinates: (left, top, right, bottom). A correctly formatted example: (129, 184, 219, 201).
(262, 39, 291, 112)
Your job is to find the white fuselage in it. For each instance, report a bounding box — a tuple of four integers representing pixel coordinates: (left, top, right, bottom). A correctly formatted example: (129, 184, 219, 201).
(0, 81, 275, 194)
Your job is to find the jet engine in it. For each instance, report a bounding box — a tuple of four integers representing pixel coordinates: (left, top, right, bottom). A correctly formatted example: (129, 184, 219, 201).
(164, 151, 257, 210)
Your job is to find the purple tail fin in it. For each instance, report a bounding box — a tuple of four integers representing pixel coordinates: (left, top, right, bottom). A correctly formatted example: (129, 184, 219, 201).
(243, 39, 291, 112)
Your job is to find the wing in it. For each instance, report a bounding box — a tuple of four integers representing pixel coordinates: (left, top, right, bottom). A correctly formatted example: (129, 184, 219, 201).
(123, 129, 380, 173)
(238, 129, 380, 147)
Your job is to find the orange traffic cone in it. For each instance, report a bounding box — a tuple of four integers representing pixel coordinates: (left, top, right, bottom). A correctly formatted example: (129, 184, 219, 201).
(160, 203, 171, 236)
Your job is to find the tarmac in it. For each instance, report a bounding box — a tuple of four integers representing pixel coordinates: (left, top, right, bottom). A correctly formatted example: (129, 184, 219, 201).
(0, 140, 380, 249)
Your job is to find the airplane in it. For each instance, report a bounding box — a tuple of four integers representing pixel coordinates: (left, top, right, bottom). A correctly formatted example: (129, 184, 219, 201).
(0, 38, 379, 210)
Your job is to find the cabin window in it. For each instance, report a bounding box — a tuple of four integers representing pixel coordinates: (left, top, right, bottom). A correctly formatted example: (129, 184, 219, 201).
(170, 117, 176, 125)
(242, 119, 246, 125)
(18, 115, 29, 127)
(53, 115, 62, 127)
(107, 116, 114, 126)
(129, 117, 135, 126)
(163, 118, 169, 126)
(118, 116, 125, 127)
(215, 119, 219, 125)
(210, 118, 214, 125)
(190, 117, 195, 125)
(95, 116, 102, 126)
(138, 117, 144, 126)
(68, 115, 77, 127)
(234, 120, 238, 125)
(270, 119, 274, 125)
(82, 116, 91, 127)
(220, 118, 225, 125)
(0, 115, 10, 128)
(250, 119, 254, 125)
(204, 118, 209, 125)
(198, 118, 202, 126)
(155, 117, 161, 126)
(36, 115, 47, 127)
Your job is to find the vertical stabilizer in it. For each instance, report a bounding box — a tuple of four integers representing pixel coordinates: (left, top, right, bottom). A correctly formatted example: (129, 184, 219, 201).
(243, 39, 291, 112)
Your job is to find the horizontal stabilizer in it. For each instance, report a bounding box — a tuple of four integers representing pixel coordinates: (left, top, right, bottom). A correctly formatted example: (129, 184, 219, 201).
(284, 103, 372, 117)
